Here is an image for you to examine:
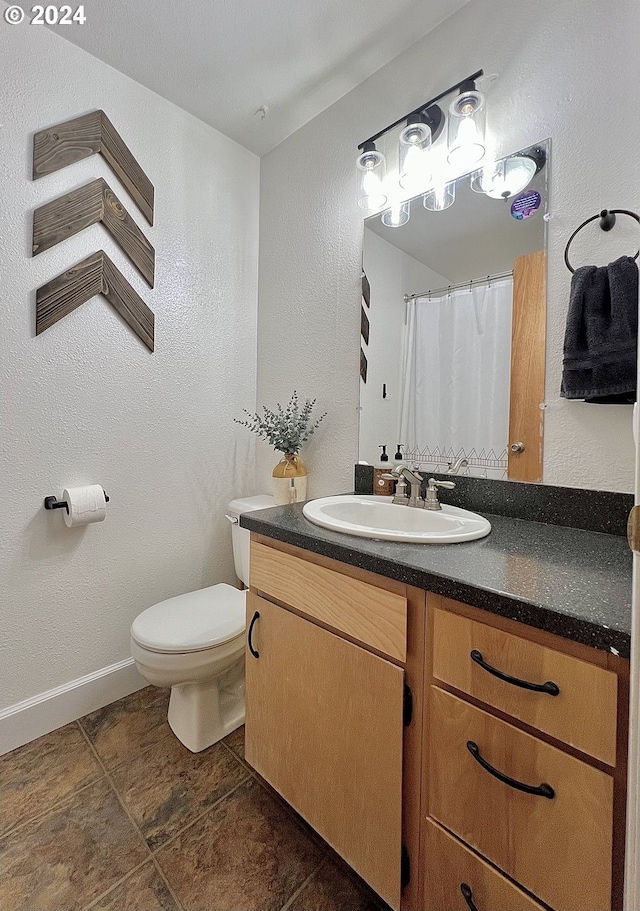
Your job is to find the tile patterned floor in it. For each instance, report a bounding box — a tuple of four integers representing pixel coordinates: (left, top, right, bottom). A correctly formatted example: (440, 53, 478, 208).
(0, 687, 391, 911)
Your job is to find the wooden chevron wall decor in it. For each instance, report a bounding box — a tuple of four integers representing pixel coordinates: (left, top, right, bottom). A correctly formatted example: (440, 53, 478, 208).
(36, 250, 155, 352)
(33, 178, 155, 288)
(33, 111, 155, 225)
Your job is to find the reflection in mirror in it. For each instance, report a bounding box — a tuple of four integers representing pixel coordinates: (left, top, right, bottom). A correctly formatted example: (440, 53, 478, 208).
(360, 140, 549, 481)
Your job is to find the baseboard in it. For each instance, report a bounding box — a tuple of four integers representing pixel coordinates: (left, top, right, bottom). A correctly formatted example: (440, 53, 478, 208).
(0, 658, 146, 755)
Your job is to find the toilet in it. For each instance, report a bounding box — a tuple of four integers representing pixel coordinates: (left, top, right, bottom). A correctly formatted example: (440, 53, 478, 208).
(130, 494, 274, 752)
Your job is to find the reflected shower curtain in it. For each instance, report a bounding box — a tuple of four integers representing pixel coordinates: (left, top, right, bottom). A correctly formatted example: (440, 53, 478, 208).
(398, 278, 513, 479)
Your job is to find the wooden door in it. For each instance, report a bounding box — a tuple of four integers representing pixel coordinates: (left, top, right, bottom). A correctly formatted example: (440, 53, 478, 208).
(508, 250, 546, 481)
(245, 592, 405, 910)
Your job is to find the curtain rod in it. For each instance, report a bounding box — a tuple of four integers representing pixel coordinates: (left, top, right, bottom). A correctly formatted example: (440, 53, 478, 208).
(403, 269, 513, 303)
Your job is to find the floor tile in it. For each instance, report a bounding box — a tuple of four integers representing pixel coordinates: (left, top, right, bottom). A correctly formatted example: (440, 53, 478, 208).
(157, 777, 325, 911)
(0, 778, 147, 911)
(89, 861, 180, 911)
(287, 855, 391, 911)
(0, 722, 102, 836)
(79, 686, 172, 770)
(222, 724, 245, 759)
(112, 735, 249, 850)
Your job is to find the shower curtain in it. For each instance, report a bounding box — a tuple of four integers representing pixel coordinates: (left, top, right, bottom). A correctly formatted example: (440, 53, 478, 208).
(398, 277, 513, 479)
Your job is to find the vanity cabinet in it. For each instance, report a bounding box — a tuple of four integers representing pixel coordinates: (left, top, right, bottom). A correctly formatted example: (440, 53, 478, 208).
(424, 595, 628, 911)
(245, 538, 425, 911)
(244, 535, 628, 911)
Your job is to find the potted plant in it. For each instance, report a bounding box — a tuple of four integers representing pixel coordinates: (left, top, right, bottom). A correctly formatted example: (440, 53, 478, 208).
(235, 392, 326, 505)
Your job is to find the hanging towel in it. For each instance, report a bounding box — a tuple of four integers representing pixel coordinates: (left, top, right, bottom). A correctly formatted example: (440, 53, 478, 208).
(561, 255, 638, 403)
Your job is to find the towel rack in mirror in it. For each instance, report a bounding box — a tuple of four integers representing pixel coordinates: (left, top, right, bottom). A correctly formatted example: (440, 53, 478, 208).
(564, 208, 640, 273)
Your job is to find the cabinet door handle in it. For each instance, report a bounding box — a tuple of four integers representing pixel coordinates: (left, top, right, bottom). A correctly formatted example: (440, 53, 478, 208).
(470, 649, 560, 696)
(466, 741, 555, 799)
(460, 883, 480, 911)
(248, 610, 260, 659)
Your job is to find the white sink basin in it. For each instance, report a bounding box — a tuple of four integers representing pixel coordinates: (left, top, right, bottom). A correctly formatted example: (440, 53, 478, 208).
(302, 495, 491, 544)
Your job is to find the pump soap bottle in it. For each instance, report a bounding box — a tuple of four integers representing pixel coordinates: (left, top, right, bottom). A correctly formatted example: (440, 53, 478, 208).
(374, 445, 395, 496)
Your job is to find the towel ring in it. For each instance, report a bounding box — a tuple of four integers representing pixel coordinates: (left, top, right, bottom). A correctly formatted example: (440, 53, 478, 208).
(564, 208, 640, 273)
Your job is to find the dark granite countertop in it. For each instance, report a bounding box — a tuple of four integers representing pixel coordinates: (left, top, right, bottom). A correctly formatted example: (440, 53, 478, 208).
(241, 502, 633, 658)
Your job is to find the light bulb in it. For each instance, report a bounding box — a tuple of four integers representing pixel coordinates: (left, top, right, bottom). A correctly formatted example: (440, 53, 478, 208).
(363, 168, 383, 197)
(447, 89, 486, 170)
(423, 181, 455, 211)
(399, 121, 432, 192)
(356, 144, 387, 209)
(381, 200, 410, 227)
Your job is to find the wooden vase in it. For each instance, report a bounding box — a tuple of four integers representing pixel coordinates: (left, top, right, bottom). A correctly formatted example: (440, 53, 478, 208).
(272, 453, 308, 505)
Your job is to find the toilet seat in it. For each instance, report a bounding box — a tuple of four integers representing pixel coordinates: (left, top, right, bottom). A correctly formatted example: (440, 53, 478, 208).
(131, 583, 246, 654)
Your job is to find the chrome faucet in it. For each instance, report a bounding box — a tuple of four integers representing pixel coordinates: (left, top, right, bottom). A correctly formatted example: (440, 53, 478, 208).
(383, 464, 424, 507)
(424, 477, 455, 510)
(447, 456, 469, 475)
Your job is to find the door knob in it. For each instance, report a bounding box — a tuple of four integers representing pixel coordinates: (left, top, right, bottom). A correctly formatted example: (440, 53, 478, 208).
(510, 441, 525, 453)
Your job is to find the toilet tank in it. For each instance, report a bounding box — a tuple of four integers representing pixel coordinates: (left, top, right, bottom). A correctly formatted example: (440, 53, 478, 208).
(227, 495, 275, 587)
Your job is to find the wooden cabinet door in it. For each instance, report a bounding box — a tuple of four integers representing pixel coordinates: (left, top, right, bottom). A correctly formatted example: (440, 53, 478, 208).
(245, 593, 405, 910)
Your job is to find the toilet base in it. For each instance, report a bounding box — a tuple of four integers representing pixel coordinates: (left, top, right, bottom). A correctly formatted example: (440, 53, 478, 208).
(167, 667, 245, 753)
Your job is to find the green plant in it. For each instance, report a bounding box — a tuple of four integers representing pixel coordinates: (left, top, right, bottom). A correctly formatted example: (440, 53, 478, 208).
(235, 391, 326, 454)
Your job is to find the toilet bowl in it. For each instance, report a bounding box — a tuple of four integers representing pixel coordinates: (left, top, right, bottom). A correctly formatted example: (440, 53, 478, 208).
(130, 494, 274, 752)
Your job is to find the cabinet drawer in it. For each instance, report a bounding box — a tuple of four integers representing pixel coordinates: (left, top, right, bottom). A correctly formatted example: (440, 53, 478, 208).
(429, 687, 613, 911)
(432, 606, 617, 765)
(250, 540, 407, 662)
(423, 819, 546, 911)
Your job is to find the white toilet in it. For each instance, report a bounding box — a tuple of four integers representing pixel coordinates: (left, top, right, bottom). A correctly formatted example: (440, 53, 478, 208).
(130, 494, 274, 752)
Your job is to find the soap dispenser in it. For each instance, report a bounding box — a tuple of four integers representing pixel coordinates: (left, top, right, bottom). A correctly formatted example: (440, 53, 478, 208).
(394, 444, 404, 464)
(374, 445, 394, 496)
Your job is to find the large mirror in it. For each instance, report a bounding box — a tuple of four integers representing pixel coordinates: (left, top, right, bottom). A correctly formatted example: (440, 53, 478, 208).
(360, 139, 550, 481)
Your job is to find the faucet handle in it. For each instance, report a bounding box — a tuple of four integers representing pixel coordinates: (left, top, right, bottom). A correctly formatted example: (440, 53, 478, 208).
(424, 477, 454, 510)
(428, 478, 455, 490)
(391, 477, 409, 504)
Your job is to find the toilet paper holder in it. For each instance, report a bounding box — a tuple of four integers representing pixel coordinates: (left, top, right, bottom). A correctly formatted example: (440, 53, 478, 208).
(44, 490, 110, 513)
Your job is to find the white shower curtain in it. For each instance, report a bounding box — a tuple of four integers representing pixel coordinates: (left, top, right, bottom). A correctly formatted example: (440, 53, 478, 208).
(398, 278, 513, 478)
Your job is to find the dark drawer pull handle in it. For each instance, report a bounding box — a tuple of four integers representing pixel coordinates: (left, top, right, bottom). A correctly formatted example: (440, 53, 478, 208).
(466, 741, 555, 799)
(460, 883, 479, 911)
(248, 610, 260, 659)
(470, 649, 560, 696)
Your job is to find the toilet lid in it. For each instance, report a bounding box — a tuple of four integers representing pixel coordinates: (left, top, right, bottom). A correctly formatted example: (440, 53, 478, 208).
(131, 583, 246, 653)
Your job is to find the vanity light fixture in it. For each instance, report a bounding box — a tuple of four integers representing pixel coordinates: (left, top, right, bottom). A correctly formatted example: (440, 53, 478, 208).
(356, 141, 387, 210)
(446, 80, 486, 169)
(356, 69, 483, 212)
(470, 145, 546, 199)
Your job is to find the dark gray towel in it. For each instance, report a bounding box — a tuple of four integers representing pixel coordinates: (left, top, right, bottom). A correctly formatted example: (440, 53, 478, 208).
(561, 255, 638, 403)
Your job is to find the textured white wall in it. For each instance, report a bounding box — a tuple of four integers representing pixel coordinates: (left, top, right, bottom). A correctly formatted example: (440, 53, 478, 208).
(0, 21, 260, 707)
(258, 0, 640, 495)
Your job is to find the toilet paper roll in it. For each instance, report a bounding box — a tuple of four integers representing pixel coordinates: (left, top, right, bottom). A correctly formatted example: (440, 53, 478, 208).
(62, 485, 107, 527)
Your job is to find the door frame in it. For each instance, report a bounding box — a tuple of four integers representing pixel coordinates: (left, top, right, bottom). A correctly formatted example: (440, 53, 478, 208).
(624, 382, 640, 908)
